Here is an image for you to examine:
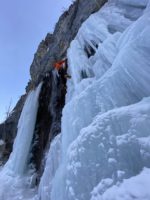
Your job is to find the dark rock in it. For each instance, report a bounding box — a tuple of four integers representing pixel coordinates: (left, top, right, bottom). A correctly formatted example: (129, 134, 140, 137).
(30, 0, 107, 85)
(31, 70, 67, 181)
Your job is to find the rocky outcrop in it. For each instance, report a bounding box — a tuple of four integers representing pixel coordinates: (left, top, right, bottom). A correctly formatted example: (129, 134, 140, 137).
(30, 0, 107, 85)
(0, 0, 107, 164)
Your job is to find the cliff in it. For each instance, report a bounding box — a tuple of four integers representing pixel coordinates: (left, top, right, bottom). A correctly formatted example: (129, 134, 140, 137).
(0, 0, 106, 164)
(0, 0, 150, 199)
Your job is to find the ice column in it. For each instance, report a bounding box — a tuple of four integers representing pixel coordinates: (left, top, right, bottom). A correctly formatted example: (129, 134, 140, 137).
(4, 83, 42, 175)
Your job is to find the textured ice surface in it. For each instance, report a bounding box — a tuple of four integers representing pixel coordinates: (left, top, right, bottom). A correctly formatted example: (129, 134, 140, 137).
(91, 168, 150, 200)
(37, 134, 61, 200)
(66, 98, 150, 199)
(50, 0, 150, 200)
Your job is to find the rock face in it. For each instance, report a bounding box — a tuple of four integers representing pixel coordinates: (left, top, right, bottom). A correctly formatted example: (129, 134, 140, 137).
(0, 0, 107, 164)
(31, 70, 67, 179)
(30, 0, 107, 85)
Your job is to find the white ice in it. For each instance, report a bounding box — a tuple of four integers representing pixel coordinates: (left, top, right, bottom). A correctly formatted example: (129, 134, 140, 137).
(0, 83, 42, 200)
(37, 134, 61, 200)
(50, 0, 150, 200)
(91, 168, 150, 200)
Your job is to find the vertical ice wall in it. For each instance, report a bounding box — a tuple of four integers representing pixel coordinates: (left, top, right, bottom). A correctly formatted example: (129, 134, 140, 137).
(62, 0, 150, 159)
(37, 134, 61, 200)
(50, 0, 150, 200)
(4, 83, 42, 175)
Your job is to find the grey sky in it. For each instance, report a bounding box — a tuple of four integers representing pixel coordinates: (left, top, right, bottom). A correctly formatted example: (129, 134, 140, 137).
(0, 0, 72, 122)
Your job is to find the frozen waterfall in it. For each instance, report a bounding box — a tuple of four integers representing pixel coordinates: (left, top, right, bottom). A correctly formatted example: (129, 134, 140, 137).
(4, 83, 42, 175)
(0, 83, 42, 199)
(37, 134, 61, 200)
(0, 0, 150, 199)
(49, 0, 150, 200)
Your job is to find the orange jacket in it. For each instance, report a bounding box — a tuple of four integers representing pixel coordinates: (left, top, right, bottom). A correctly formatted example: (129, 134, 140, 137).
(54, 60, 66, 70)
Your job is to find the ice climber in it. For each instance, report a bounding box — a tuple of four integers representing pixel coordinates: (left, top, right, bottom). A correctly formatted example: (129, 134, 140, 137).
(54, 58, 71, 79)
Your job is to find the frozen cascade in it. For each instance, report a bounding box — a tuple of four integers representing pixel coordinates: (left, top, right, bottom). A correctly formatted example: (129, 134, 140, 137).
(0, 83, 42, 199)
(0, 0, 150, 199)
(37, 134, 61, 200)
(62, 0, 150, 157)
(50, 0, 150, 200)
(5, 83, 42, 175)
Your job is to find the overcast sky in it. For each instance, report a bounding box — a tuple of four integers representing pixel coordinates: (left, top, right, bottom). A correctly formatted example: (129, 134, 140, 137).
(0, 0, 72, 122)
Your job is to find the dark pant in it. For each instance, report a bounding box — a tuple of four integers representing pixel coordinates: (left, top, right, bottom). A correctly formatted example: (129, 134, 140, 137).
(58, 68, 67, 85)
